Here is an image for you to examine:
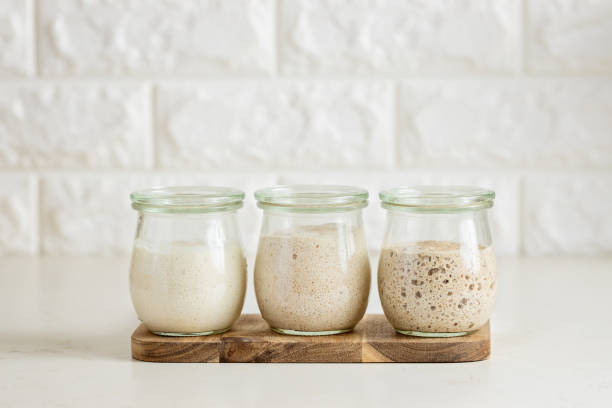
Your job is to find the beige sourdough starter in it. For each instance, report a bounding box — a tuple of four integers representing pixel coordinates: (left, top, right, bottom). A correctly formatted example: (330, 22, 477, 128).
(254, 224, 371, 332)
(378, 241, 496, 333)
(130, 241, 246, 334)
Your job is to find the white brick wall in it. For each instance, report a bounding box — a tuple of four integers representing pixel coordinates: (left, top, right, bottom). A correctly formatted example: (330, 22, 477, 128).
(399, 79, 612, 168)
(0, 0, 611, 256)
(0, 174, 36, 253)
(280, 0, 522, 74)
(0, 0, 31, 76)
(527, 0, 612, 73)
(38, 0, 275, 75)
(0, 84, 150, 168)
(156, 81, 393, 169)
(523, 173, 612, 254)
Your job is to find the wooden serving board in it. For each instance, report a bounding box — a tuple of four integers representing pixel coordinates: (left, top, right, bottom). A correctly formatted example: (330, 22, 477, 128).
(131, 314, 490, 363)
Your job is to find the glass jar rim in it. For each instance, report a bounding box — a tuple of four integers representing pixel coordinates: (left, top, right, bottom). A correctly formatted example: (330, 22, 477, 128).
(130, 186, 245, 213)
(379, 185, 495, 212)
(254, 184, 368, 212)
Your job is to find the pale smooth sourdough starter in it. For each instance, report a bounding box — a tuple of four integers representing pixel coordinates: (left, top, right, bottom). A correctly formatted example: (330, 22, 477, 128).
(130, 241, 247, 334)
(378, 241, 496, 334)
(254, 224, 371, 333)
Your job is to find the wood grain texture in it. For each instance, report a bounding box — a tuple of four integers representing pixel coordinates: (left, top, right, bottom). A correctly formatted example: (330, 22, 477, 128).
(131, 314, 490, 363)
(364, 316, 490, 363)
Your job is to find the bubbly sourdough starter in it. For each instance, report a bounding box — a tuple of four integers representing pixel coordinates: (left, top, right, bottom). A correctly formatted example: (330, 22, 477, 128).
(254, 224, 371, 333)
(378, 241, 496, 333)
(130, 241, 246, 334)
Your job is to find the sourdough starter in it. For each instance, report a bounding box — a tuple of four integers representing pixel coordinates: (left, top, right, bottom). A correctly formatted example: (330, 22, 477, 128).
(378, 241, 496, 333)
(254, 224, 371, 333)
(130, 241, 246, 334)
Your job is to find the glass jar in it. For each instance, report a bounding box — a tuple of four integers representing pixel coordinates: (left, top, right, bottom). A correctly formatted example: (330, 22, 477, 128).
(254, 185, 371, 336)
(377, 186, 497, 337)
(129, 186, 247, 336)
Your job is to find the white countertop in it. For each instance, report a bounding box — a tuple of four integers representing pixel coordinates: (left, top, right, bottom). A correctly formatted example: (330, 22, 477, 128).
(1, 256, 611, 407)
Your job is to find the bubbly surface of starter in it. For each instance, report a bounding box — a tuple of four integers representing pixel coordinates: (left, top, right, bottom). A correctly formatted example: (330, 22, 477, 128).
(254, 224, 371, 332)
(130, 241, 246, 334)
(378, 241, 496, 333)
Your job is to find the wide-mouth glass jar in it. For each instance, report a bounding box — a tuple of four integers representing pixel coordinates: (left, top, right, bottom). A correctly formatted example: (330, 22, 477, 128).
(377, 186, 496, 337)
(129, 186, 247, 336)
(254, 185, 371, 336)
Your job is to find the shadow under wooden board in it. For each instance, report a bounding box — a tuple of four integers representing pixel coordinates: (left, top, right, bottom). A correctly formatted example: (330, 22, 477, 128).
(131, 314, 490, 363)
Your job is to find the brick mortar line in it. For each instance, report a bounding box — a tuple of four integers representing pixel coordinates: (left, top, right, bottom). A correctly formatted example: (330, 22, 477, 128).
(518, 175, 526, 256)
(30, 173, 40, 255)
(392, 82, 400, 168)
(273, 0, 280, 77)
(2, 170, 611, 177)
(520, 0, 527, 75)
(28, 0, 38, 76)
(144, 82, 155, 170)
(2, 75, 612, 85)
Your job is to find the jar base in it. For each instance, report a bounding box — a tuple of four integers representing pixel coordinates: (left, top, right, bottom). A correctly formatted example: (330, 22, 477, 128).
(271, 327, 352, 336)
(151, 327, 230, 337)
(395, 329, 474, 338)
